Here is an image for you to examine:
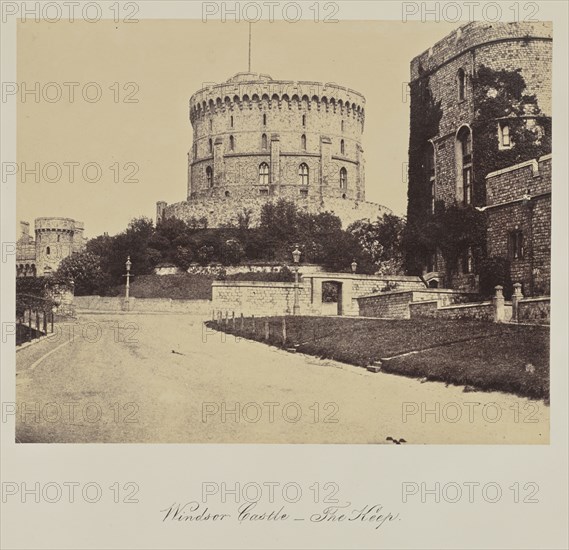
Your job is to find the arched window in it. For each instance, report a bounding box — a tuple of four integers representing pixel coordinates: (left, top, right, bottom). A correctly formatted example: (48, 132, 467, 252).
(341, 120, 344, 132)
(340, 167, 347, 189)
(208, 138, 213, 154)
(299, 163, 309, 185)
(230, 115, 234, 128)
(263, 113, 267, 126)
(229, 135, 235, 151)
(302, 114, 306, 127)
(456, 126, 472, 205)
(209, 118, 213, 131)
(206, 166, 213, 188)
(301, 134, 307, 150)
(340, 139, 345, 155)
(57, 234, 60, 242)
(46, 246, 50, 256)
(259, 162, 269, 185)
(457, 69, 466, 100)
(261, 133, 268, 149)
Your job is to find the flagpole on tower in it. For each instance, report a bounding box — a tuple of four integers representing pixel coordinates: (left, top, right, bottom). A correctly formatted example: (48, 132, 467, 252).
(248, 21, 252, 72)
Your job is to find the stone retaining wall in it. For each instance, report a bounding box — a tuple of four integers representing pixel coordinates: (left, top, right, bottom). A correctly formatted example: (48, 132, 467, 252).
(357, 289, 479, 319)
(74, 296, 212, 314)
(517, 297, 550, 324)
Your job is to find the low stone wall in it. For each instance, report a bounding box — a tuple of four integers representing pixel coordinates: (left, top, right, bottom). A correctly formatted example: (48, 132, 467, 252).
(517, 297, 550, 324)
(212, 281, 312, 317)
(74, 296, 212, 314)
(357, 289, 479, 319)
(409, 300, 498, 322)
(185, 263, 326, 276)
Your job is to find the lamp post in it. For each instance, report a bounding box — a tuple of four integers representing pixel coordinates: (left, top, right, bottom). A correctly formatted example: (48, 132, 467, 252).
(292, 245, 301, 315)
(351, 259, 358, 274)
(125, 256, 132, 303)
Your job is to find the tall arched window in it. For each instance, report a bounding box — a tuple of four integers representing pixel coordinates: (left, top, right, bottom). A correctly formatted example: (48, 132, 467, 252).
(340, 167, 347, 189)
(208, 138, 213, 154)
(263, 113, 267, 126)
(230, 115, 234, 128)
(340, 139, 345, 155)
(209, 118, 213, 131)
(206, 166, 213, 188)
(299, 163, 309, 185)
(229, 135, 235, 151)
(457, 69, 466, 100)
(302, 114, 306, 127)
(301, 134, 307, 150)
(46, 246, 50, 256)
(261, 133, 268, 149)
(456, 126, 472, 205)
(259, 162, 269, 185)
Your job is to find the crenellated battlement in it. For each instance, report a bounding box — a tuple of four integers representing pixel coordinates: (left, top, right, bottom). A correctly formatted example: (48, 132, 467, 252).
(190, 73, 366, 124)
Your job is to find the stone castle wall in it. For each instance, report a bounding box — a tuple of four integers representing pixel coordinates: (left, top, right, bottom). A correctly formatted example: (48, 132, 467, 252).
(164, 194, 387, 229)
(485, 155, 551, 296)
(410, 21, 552, 209)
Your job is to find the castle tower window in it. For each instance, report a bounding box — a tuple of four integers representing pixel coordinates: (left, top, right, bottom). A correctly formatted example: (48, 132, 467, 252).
(340, 167, 347, 189)
(206, 166, 213, 188)
(230, 115, 234, 128)
(208, 138, 213, 154)
(302, 114, 306, 127)
(299, 163, 309, 185)
(341, 120, 344, 132)
(259, 162, 270, 185)
(229, 135, 235, 151)
(263, 113, 267, 126)
(509, 230, 524, 260)
(498, 122, 511, 149)
(457, 69, 466, 101)
(301, 134, 307, 150)
(46, 246, 50, 256)
(456, 126, 472, 205)
(340, 139, 345, 155)
(209, 118, 213, 131)
(57, 234, 60, 242)
(261, 133, 268, 149)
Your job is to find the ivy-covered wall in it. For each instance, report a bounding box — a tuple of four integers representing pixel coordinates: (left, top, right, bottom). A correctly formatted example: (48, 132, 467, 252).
(405, 21, 552, 295)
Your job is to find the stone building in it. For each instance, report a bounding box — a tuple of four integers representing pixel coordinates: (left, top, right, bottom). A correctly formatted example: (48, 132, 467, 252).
(484, 154, 551, 296)
(158, 72, 387, 228)
(406, 21, 552, 295)
(16, 217, 86, 277)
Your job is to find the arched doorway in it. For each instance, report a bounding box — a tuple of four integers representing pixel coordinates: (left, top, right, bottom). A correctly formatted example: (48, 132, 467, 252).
(321, 281, 343, 315)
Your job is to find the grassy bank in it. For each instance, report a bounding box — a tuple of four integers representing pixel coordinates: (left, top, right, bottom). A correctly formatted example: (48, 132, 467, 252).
(206, 316, 549, 400)
(108, 274, 214, 300)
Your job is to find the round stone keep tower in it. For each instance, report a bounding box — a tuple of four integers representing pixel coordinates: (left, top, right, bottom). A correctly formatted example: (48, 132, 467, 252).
(160, 72, 387, 228)
(189, 72, 366, 201)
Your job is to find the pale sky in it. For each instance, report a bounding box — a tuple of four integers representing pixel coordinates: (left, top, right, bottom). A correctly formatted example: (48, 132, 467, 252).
(17, 19, 460, 238)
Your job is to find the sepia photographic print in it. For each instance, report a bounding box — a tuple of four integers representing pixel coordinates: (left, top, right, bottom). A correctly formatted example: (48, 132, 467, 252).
(2, 2, 568, 549)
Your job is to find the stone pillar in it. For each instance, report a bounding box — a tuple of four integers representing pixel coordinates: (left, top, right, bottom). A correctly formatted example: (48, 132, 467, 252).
(270, 134, 281, 192)
(320, 136, 332, 197)
(511, 283, 524, 323)
(493, 285, 505, 323)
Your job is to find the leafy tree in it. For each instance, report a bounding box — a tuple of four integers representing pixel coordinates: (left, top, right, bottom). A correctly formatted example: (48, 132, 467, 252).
(56, 251, 106, 295)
